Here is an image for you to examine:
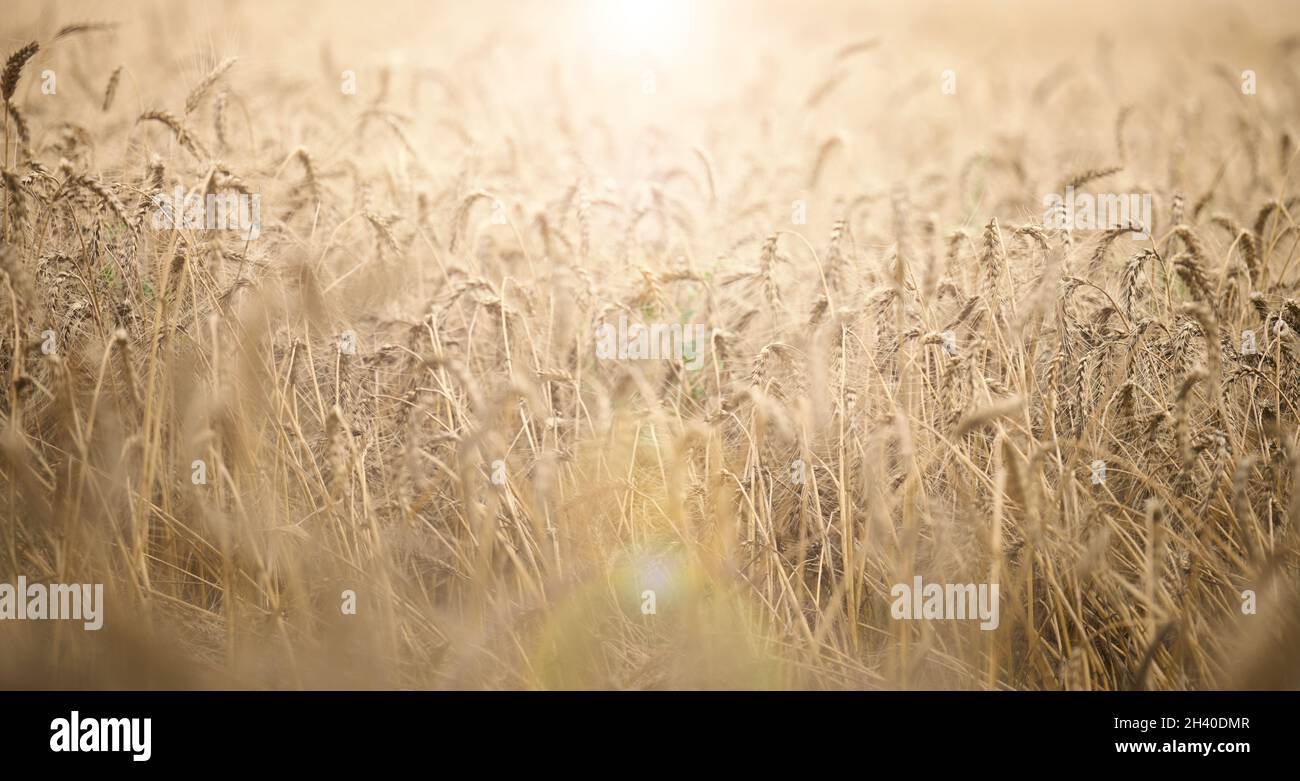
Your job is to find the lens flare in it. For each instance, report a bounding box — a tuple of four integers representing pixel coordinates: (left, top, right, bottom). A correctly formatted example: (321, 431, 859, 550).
(587, 0, 694, 59)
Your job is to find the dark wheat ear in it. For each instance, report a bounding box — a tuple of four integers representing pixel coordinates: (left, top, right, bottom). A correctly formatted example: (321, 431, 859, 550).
(137, 110, 211, 160)
(1060, 165, 1122, 192)
(6, 101, 31, 154)
(1, 41, 39, 101)
(103, 66, 123, 112)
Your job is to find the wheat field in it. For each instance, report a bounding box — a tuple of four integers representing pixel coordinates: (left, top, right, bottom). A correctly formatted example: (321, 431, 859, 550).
(0, 0, 1298, 690)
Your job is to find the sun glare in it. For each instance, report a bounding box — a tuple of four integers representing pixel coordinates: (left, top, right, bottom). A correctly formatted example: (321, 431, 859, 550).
(587, 0, 694, 59)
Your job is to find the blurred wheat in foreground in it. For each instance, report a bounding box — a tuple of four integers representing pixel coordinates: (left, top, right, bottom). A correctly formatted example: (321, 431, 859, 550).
(0, 0, 1298, 690)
